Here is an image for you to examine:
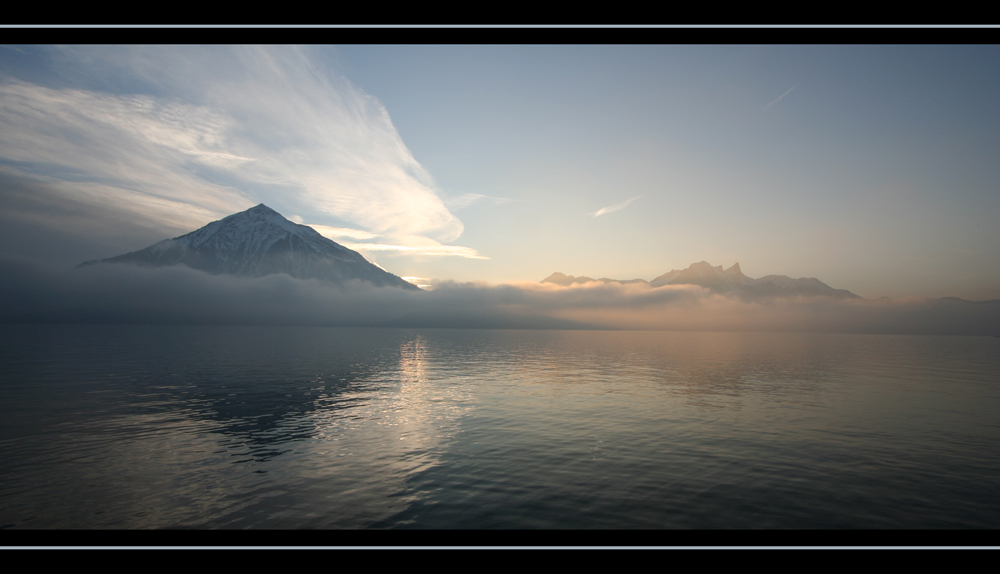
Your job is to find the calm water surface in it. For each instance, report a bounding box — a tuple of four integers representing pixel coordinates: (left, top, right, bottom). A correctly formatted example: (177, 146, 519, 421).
(1, 325, 998, 529)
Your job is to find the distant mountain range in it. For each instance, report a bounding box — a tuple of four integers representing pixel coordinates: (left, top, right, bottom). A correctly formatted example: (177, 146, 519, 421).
(80, 204, 419, 290)
(543, 261, 860, 300)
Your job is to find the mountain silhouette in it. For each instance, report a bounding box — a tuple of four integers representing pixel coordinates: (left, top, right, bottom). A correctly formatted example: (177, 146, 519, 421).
(80, 204, 419, 290)
(543, 261, 859, 300)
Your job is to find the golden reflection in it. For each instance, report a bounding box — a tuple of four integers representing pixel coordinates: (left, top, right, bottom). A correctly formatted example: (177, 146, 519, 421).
(293, 332, 473, 526)
(399, 335, 428, 389)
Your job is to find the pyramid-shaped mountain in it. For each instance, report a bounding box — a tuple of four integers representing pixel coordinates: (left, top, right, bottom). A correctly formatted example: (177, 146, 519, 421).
(81, 204, 419, 290)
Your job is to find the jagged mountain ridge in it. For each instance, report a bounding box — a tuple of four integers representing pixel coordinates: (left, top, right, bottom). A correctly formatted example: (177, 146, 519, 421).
(542, 261, 859, 300)
(543, 272, 649, 286)
(80, 204, 419, 290)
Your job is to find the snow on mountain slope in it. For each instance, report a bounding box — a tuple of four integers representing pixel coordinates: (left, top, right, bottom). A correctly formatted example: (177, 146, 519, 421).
(81, 204, 419, 290)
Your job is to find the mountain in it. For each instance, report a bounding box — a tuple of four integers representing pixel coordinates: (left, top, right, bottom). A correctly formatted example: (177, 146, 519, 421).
(543, 261, 859, 300)
(541, 272, 648, 287)
(80, 204, 419, 290)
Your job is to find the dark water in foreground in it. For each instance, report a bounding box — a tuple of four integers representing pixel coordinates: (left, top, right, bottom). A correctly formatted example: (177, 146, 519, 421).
(1, 325, 998, 530)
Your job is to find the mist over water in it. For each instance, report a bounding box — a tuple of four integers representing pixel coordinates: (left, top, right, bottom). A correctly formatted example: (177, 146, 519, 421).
(2, 324, 999, 529)
(2, 259, 998, 335)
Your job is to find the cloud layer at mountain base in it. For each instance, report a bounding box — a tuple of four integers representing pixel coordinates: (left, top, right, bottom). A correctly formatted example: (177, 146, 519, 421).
(1, 259, 997, 335)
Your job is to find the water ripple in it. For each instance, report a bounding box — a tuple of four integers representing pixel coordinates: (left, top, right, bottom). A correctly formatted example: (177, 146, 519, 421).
(1, 326, 999, 528)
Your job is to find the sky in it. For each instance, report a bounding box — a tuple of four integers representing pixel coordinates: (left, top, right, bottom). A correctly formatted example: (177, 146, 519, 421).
(1, 44, 999, 300)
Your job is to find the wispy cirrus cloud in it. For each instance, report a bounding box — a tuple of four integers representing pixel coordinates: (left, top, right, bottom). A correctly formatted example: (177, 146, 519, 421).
(306, 224, 487, 259)
(341, 243, 489, 259)
(593, 195, 641, 218)
(0, 46, 478, 260)
(445, 193, 517, 210)
(762, 86, 796, 111)
(308, 224, 382, 241)
(0, 81, 250, 223)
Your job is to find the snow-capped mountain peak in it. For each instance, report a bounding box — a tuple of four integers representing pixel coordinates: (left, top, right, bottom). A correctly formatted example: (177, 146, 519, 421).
(165, 203, 351, 259)
(81, 204, 418, 290)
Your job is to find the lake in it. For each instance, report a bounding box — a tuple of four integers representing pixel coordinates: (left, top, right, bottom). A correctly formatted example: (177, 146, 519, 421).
(2, 324, 999, 534)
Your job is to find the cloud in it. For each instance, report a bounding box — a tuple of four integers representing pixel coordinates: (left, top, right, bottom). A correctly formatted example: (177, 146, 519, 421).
(341, 243, 489, 259)
(307, 223, 488, 259)
(0, 81, 250, 220)
(2, 259, 996, 335)
(593, 195, 641, 218)
(0, 46, 472, 258)
(445, 193, 517, 210)
(762, 86, 796, 111)
(309, 224, 382, 241)
(401, 276, 433, 288)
